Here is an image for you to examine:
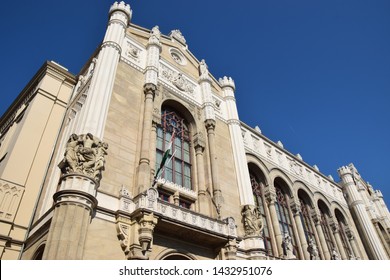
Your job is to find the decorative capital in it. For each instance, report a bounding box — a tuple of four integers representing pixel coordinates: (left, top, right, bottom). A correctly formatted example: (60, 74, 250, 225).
(241, 205, 263, 237)
(143, 83, 158, 99)
(265, 188, 277, 204)
(58, 133, 108, 184)
(289, 200, 301, 215)
(193, 132, 205, 152)
(205, 119, 216, 131)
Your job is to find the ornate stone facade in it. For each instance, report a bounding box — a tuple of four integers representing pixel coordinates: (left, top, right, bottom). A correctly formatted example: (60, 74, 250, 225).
(0, 1, 389, 261)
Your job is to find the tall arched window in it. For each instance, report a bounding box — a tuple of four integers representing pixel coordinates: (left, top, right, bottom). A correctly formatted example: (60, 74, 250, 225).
(156, 107, 192, 190)
(250, 171, 273, 256)
(274, 180, 297, 255)
(299, 197, 316, 242)
(318, 202, 334, 252)
(335, 210, 352, 257)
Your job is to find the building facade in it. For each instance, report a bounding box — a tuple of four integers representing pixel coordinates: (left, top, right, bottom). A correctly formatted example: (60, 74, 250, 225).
(0, 1, 389, 260)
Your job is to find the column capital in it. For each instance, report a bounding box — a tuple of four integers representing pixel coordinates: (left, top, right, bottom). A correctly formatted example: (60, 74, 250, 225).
(329, 220, 340, 234)
(265, 188, 277, 204)
(289, 200, 301, 216)
(193, 132, 206, 153)
(143, 83, 158, 99)
(205, 119, 216, 131)
(310, 208, 321, 225)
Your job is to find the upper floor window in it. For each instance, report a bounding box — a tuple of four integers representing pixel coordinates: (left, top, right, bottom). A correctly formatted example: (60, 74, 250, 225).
(156, 107, 192, 190)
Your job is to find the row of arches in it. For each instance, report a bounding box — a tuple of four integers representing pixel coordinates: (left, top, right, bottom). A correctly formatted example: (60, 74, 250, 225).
(247, 157, 362, 260)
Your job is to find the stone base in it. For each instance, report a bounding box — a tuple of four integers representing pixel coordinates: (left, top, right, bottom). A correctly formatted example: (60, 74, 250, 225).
(238, 236, 266, 260)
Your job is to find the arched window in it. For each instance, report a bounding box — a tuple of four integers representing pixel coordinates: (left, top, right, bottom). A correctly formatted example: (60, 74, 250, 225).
(299, 197, 316, 242)
(335, 211, 352, 257)
(318, 202, 334, 253)
(250, 171, 273, 256)
(156, 106, 192, 190)
(274, 180, 297, 255)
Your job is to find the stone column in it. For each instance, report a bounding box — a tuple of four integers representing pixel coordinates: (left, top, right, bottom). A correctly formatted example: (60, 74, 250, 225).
(149, 112, 160, 185)
(199, 60, 223, 217)
(286, 201, 302, 259)
(373, 220, 390, 257)
(312, 209, 331, 260)
(137, 26, 161, 193)
(330, 221, 347, 259)
(346, 228, 361, 259)
(75, 2, 132, 138)
(43, 133, 108, 259)
(310, 214, 324, 259)
(265, 188, 282, 257)
(205, 120, 223, 217)
(338, 165, 388, 259)
(220, 76, 254, 208)
(193, 133, 210, 215)
(263, 192, 278, 256)
(291, 201, 310, 259)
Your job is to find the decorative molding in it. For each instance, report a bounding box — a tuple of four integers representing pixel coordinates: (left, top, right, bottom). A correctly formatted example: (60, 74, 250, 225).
(159, 64, 195, 95)
(169, 29, 186, 45)
(0, 180, 24, 221)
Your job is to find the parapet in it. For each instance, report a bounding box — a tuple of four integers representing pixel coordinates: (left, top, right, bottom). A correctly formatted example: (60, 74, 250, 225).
(337, 165, 351, 176)
(109, 1, 132, 19)
(219, 76, 236, 91)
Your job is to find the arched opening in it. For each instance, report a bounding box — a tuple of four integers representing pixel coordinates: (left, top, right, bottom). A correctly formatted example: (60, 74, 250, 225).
(248, 163, 273, 256)
(318, 200, 334, 253)
(335, 209, 353, 258)
(32, 244, 45, 260)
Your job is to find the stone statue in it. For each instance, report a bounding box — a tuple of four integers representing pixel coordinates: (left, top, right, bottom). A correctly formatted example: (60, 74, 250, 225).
(331, 248, 340, 260)
(199, 59, 209, 77)
(149, 25, 161, 44)
(58, 133, 108, 182)
(307, 237, 319, 260)
(282, 231, 295, 259)
(241, 205, 263, 236)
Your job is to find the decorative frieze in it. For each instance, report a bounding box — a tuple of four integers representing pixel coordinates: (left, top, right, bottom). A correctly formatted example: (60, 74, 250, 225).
(159, 64, 195, 95)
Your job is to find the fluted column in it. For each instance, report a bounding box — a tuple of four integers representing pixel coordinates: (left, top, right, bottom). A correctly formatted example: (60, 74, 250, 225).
(265, 188, 282, 257)
(330, 221, 347, 259)
(312, 210, 331, 260)
(338, 164, 388, 259)
(291, 201, 309, 259)
(220, 76, 254, 207)
(75, 2, 132, 138)
(194, 133, 210, 215)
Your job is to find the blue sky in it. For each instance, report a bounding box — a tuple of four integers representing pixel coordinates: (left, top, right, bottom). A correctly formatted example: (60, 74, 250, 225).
(1, 0, 389, 207)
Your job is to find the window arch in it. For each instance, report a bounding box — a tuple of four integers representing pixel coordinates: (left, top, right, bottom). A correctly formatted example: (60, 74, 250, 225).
(250, 170, 273, 256)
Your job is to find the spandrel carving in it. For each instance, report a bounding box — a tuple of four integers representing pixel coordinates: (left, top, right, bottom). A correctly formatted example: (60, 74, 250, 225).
(58, 133, 108, 182)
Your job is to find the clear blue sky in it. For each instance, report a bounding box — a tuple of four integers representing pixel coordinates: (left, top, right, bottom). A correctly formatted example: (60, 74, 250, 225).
(1, 0, 389, 207)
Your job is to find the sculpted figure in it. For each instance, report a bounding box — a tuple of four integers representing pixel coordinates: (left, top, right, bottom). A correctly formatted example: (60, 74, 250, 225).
(199, 59, 209, 77)
(282, 231, 294, 258)
(59, 133, 108, 183)
(307, 237, 319, 260)
(64, 134, 80, 172)
(242, 205, 263, 236)
(331, 248, 340, 260)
